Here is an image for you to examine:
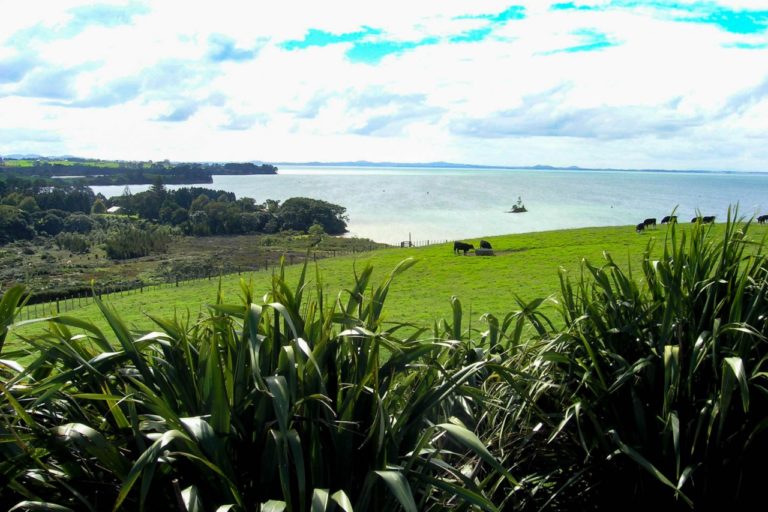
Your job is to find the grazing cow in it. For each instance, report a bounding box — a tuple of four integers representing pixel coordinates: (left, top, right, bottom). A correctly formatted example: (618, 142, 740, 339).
(479, 240, 492, 249)
(643, 218, 657, 229)
(661, 215, 677, 224)
(453, 241, 474, 255)
(758, 214, 768, 224)
(702, 216, 715, 224)
(691, 217, 699, 223)
(636, 222, 646, 233)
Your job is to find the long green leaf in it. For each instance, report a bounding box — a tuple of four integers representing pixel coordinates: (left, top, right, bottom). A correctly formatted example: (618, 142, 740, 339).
(8, 502, 74, 512)
(608, 430, 693, 508)
(53, 423, 131, 479)
(330, 490, 354, 512)
(436, 422, 517, 483)
(374, 470, 418, 512)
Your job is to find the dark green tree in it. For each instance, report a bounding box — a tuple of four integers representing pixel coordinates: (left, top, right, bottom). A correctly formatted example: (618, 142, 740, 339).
(0, 205, 35, 243)
(278, 197, 348, 234)
(91, 198, 107, 214)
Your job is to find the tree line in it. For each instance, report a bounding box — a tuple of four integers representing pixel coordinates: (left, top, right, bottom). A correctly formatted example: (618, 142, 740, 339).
(0, 176, 348, 249)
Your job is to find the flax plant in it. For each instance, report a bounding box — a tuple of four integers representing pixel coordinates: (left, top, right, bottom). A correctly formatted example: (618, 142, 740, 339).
(0, 259, 510, 511)
(487, 210, 768, 509)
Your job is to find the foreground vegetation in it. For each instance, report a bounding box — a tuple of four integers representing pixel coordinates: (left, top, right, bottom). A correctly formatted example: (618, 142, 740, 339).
(1, 212, 767, 510)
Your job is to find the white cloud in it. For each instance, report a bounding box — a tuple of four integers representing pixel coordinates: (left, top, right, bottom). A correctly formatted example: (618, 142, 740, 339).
(1, 1, 767, 170)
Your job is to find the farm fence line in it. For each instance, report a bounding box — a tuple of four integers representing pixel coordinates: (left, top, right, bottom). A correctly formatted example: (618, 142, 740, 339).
(397, 239, 449, 248)
(15, 240, 459, 322)
(16, 247, 381, 321)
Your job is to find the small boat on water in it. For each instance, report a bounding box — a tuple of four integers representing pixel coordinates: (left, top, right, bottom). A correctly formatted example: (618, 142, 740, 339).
(507, 196, 527, 213)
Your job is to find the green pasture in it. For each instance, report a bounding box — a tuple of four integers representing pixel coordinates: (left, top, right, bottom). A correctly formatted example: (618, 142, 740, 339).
(9, 222, 755, 349)
(3, 216, 768, 509)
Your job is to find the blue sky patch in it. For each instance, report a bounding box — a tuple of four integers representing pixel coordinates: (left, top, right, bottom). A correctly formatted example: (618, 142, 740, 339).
(346, 37, 439, 64)
(545, 29, 618, 54)
(688, 8, 768, 34)
(156, 103, 198, 122)
(460, 5, 526, 23)
(552, 1, 768, 34)
(0, 55, 37, 84)
(610, 1, 768, 34)
(280, 27, 381, 51)
(449, 27, 493, 44)
(449, 5, 525, 45)
(9, 2, 147, 47)
(67, 3, 149, 29)
(550, 2, 597, 11)
(208, 35, 257, 62)
(723, 41, 768, 50)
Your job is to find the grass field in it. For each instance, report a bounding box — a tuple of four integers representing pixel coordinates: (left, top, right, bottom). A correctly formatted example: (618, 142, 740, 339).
(3, 218, 768, 509)
(8, 221, 754, 350)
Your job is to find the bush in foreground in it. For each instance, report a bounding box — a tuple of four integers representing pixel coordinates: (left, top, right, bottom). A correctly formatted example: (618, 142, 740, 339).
(0, 261, 511, 511)
(481, 210, 768, 509)
(1, 211, 767, 510)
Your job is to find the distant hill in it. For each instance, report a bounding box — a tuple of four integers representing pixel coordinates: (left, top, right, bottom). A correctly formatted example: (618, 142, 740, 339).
(271, 160, 740, 173)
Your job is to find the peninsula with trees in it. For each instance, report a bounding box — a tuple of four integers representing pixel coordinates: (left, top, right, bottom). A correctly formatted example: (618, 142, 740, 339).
(0, 156, 277, 186)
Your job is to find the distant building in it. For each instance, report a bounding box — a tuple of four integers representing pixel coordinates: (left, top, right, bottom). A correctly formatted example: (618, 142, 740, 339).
(106, 206, 122, 214)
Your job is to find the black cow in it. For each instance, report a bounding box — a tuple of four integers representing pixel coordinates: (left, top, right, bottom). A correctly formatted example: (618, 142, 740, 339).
(643, 218, 657, 229)
(702, 216, 715, 224)
(661, 215, 677, 224)
(479, 240, 492, 249)
(758, 214, 768, 224)
(636, 223, 645, 233)
(453, 241, 474, 255)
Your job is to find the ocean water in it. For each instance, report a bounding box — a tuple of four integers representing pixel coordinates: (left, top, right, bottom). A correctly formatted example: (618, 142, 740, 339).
(91, 166, 768, 245)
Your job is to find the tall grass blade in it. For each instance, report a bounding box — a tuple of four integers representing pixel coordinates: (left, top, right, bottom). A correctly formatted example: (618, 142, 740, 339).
(0, 285, 26, 354)
(374, 470, 418, 512)
(608, 430, 693, 507)
(8, 503, 75, 512)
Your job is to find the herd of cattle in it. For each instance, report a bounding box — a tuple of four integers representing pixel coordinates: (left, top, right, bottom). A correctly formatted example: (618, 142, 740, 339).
(453, 240, 491, 255)
(453, 214, 768, 254)
(637, 214, 768, 232)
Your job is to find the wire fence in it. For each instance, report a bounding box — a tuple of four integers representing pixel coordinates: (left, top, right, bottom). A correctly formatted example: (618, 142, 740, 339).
(396, 239, 450, 248)
(17, 247, 381, 321)
(15, 239, 458, 321)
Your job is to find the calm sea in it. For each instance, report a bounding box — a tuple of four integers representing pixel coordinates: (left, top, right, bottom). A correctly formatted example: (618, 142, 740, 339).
(90, 166, 768, 245)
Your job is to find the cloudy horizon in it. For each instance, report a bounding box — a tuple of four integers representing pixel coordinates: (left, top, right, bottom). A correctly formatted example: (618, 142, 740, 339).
(2, 1, 768, 171)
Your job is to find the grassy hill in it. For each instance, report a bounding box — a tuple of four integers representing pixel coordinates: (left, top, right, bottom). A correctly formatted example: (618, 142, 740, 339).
(3, 218, 768, 510)
(10, 222, 749, 343)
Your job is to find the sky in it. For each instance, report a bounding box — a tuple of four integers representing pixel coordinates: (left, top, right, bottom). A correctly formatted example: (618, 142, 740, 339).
(1, 1, 768, 171)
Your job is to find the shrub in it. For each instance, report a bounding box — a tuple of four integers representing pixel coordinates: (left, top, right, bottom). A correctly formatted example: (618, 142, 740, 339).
(485, 210, 768, 509)
(55, 232, 89, 254)
(63, 213, 96, 234)
(278, 197, 348, 234)
(91, 198, 107, 214)
(0, 205, 35, 244)
(35, 213, 65, 236)
(0, 260, 512, 511)
(105, 224, 171, 259)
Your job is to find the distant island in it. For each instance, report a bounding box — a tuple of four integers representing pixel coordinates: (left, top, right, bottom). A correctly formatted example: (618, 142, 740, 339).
(2, 155, 761, 177)
(0, 157, 277, 185)
(273, 160, 753, 174)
